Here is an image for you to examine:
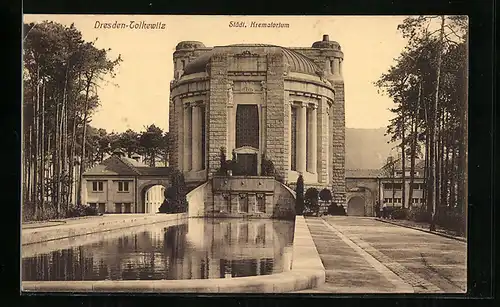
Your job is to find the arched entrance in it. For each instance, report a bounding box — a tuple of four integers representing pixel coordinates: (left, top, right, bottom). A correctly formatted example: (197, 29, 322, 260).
(137, 179, 171, 213)
(143, 185, 166, 214)
(347, 196, 365, 216)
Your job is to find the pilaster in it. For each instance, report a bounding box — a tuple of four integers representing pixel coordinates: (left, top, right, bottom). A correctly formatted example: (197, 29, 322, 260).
(208, 53, 229, 177)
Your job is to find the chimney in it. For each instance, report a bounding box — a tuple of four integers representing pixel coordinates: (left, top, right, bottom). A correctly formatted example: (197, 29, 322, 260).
(323, 34, 329, 41)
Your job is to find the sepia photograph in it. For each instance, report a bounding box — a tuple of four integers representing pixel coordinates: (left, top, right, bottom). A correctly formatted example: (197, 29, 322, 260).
(21, 15, 468, 294)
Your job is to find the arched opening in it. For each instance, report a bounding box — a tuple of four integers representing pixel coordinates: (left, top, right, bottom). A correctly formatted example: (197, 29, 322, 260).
(347, 196, 365, 216)
(142, 185, 166, 214)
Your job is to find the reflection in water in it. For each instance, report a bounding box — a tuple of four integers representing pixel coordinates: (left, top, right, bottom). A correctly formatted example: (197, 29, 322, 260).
(22, 219, 295, 281)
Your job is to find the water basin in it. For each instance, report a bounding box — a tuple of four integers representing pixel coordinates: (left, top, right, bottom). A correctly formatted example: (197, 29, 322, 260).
(22, 218, 295, 281)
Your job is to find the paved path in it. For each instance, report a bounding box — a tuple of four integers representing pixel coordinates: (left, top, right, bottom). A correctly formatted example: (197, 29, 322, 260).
(293, 217, 413, 293)
(295, 216, 466, 294)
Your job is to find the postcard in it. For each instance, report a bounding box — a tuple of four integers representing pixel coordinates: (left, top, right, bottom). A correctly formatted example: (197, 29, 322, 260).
(21, 15, 468, 294)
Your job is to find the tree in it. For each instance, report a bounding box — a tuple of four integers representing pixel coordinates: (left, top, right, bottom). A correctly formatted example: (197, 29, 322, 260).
(118, 129, 140, 158)
(261, 153, 277, 177)
(23, 21, 121, 219)
(375, 15, 468, 231)
(319, 188, 333, 213)
(304, 187, 319, 215)
(138, 124, 165, 167)
(382, 156, 397, 208)
(295, 174, 305, 215)
(217, 147, 227, 175)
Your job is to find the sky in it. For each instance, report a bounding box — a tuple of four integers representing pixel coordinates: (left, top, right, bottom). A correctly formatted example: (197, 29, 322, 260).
(23, 15, 410, 133)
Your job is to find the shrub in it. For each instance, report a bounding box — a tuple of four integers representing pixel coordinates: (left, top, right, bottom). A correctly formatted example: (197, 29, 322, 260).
(216, 147, 228, 175)
(261, 154, 276, 176)
(319, 188, 332, 202)
(67, 204, 98, 218)
(409, 208, 431, 223)
(304, 187, 319, 213)
(159, 170, 188, 214)
(436, 208, 466, 235)
(391, 208, 409, 220)
(295, 175, 305, 215)
(327, 204, 346, 216)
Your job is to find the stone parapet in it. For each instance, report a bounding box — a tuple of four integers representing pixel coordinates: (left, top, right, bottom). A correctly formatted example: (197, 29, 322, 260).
(22, 213, 187, 246)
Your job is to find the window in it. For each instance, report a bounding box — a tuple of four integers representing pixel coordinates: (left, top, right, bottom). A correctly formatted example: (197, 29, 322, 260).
(393, 183, 403, 190)
(383, 183, 392, 190)
(115, 203, 122, 213)
(256, 194, 266, 213)
(239, 194, 249, 213)
(236, 105, 259, 149)
(98, 203, 106, 214)
(92, 181, 104, 192)
(124, 203, 131, 213)
(411, 183, 423, 190)
(118, 181, 129, 192)
(383, 198, 392, 204)
(411, 198, 421, 204)
(394, 198, 401, 203)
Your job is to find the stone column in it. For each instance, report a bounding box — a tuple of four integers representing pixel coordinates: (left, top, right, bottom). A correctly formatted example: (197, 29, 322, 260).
(227, 105, 235, 155)
(325, 60, 332, 76)
(287, 101, 292, 172)
(183, 105, 192, 171)
(192, 103, 203, 171)
(227, 81, 235, 156)
(333, 58, 340, 76)
(307, 106, 317, 174)
(296, 104, 307, 174)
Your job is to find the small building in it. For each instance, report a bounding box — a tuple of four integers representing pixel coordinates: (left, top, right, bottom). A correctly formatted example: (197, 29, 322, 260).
(82, 149, 172, 214)
(345, 159, 426, 216)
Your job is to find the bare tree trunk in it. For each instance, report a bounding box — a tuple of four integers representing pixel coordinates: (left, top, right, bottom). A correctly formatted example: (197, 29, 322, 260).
(459, 31, 469, 236)
(409, 79, 422, 211)
(40, 78, 45, 210)
(69, 114, 77, 205)
(56, 102, 62, 215)
(77, 74, 94, 206)
(430, 15, 445, 231)
(450, 129, 457, 208)
(401, 113, 406, 209)
(33, 63, 40, 217)
(442, 112, 450, 208)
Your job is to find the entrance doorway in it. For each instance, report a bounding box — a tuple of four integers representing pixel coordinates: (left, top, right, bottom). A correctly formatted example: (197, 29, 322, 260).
(237, 153, 258, 176)
(347, 196, 365, 216)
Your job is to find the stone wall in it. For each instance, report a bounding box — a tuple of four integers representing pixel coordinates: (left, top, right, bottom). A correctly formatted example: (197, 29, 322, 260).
(272, 182, 296, 219)
(330, 82, 346, 206)
(265, 51, 286, 181)
(207, 53, 229, 177)
(190, 178, 295, 220)
(186, 181, 212, 217)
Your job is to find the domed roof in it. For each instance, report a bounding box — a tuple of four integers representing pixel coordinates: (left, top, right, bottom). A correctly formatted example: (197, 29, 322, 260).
(183, 44, 321, 76)
(311, 35, 341, 50)
(175, 41, 206, 51)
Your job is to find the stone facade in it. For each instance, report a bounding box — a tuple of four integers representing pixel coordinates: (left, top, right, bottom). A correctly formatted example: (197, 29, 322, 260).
(169, 35, 346, 205)
(82, 151, 173, 214)
(345, 163, 426, 216)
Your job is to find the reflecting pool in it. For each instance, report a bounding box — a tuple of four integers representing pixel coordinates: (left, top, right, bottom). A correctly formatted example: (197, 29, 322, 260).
(22, 218, 295, 281)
